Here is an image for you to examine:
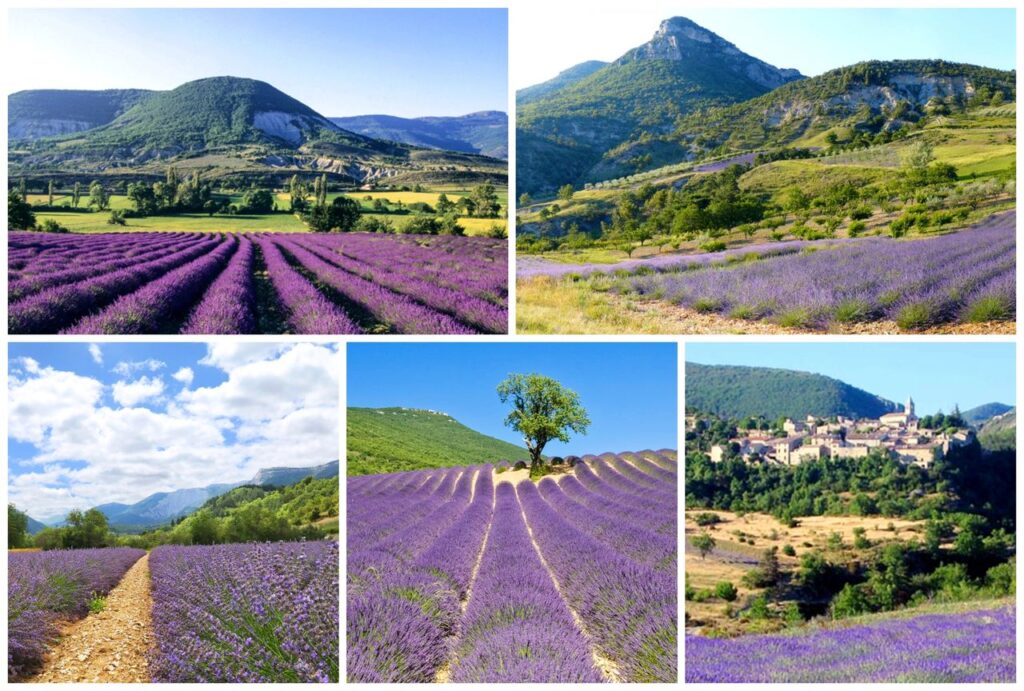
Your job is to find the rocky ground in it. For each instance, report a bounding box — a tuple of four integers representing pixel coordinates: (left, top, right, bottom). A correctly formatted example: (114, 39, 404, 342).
(27, 554, 153, 683)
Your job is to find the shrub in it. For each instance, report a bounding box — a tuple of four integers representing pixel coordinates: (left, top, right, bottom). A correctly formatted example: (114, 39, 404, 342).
(40, 218, 69, 233)
(694, 512, 721, 527)
(700, 240, 727, 253)
(965, 295, 1013, 323)
(714, 581, 738, 602)
(108, 209, 127, 226)
(782, 544, 796, 557)
(895, 302, 937, 330)
(849, 206, 873, 220)
(512, 460, 527, 471)
(847, 220, 866, 236)
(831, 583, 871, 619)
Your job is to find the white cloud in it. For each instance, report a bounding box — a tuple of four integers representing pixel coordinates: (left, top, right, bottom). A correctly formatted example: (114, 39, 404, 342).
(111, 376, 165, 407)
(8, 344, 339, 522)
(112, 359, 165, 377)
(88, 344, 103, 365)
(199, 343, 290, 371)
(172, 367, 194, 387)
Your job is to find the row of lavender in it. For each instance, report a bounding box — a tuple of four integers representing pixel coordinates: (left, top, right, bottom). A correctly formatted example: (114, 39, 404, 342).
(620, 211, 1015, 329)
(8, 548, 145, 680)
(8, 231, 508, 334)
(346, 451, 678, 682)
(686, 605, 1015, 682)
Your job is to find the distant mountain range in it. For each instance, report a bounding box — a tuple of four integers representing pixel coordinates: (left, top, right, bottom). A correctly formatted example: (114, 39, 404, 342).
(9, 76, 506, 186)
(26, 514, 47, 535)
(40, 460, 338, 530)
(330, 111, 507, 160)
(347, 407, 530, 475)
(516, 15, 1014, 196)
(686, 363, 900, 421)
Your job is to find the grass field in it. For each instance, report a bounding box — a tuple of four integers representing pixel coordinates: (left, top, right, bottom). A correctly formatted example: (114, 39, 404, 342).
(27, 192, 506, 236)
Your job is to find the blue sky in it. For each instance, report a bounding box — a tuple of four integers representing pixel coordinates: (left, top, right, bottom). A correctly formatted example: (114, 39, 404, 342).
(687, 342, 1016, 416)
(516, 7, 1015, 88)
(348, 342, 678, 458)
(8, 343, 339, 523)
(8, 8, 508, 117)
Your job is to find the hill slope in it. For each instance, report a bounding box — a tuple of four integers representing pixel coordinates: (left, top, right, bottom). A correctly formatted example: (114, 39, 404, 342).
(516, 16, 803, 195)
(978, 409, 1015, 451)
(347, 407, 530, 475)
(686, 363, 899, 421)
(667, 59, 1015, 156)
(331, 111, 508, 159)
(516, 60, 609, 106)
(26, 515, 47, 535)
(9, 88, 153, 140)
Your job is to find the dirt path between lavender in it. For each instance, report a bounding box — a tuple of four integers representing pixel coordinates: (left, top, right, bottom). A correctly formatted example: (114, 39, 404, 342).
(28, 553, 153, 683)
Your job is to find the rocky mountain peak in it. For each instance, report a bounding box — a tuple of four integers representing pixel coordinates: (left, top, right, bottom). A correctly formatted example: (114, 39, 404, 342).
(619, 16, 804, 90)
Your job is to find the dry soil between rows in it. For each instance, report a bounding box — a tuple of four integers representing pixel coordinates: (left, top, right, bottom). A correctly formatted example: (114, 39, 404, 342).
(28, 553, 153, 683)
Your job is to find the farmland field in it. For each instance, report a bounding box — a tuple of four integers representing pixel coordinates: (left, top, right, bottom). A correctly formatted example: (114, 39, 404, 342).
(346, 451, 678, 682)
(686, 602, 1015, 682)
(8, 231, 508, 334)
(518, 211, 1014, 333)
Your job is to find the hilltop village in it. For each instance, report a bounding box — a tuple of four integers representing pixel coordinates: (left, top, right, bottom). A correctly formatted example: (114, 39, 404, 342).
(702, 397, 974, 468)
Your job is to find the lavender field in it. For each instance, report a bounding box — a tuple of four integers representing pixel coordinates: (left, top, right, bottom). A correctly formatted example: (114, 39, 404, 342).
(8, 548, 145, 680)
(8, 232, 507, 335)
(619, 211, 1015, 329)
(346, 451, 678, 683)
(686, 605, 1016, 682)
(149, 541, 338, 683)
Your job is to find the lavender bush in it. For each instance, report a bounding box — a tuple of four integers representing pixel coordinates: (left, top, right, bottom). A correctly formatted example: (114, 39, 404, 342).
(148, 541, 338, 683)
(8, 548, 145, 680)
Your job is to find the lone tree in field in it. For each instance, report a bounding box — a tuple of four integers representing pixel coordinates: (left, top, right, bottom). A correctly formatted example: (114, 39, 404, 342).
(692, 531, 716, 560)
(497, 373, 589, 474)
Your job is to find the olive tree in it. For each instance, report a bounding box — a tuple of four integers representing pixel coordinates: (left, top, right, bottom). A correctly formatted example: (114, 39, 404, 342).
(497, 373, 590, 473)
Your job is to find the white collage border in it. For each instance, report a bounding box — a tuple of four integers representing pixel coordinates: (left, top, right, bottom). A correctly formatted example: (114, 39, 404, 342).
(2, 0, 1021, 689)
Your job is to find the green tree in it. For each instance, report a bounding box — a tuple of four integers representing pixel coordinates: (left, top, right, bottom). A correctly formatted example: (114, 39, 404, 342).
(436, 193, 456, 216)
(8, 189, 35, 230)
(64, 508, 109, 549)
(557, 184, 575, 201)
(831, 583, 870, 619)
(239, 188, 274, 214)
(519, 192, 532, 207)
(692, 532, 717, 560)
(497, 373, 590, 473)
(8, 504, 29, 549)
(307, 195, 361, 232)
(714, 581, 737, 601)
(88, 180, 110, 211)
(47, 180, 55, 206)
(127, 182, 159, 215)
(72, 181, 82, 208)
(190, 509, 220, 545)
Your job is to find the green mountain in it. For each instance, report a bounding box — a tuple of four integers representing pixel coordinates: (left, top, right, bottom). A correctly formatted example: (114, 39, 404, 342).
(10, 77, 507, 186)
(516, 17, 803, 195)
(194, 476, 339, 527)
(978, 409, 1015, 451)
(667, 59, 1015, 156)
(516, 60, 609, 106)
(347, 406, 530, 475)
(9, 88, 153, 140)
(686, 362, 899, 421)
(961, 402, 1014, 427)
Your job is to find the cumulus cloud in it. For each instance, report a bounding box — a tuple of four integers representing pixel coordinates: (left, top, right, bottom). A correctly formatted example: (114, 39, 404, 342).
(172, 367, 194, 387)
(8, 343, 339, 522)
(199, 343, 289, 371)
(112, 376, 165, 407)
(88, 344, 103, 365)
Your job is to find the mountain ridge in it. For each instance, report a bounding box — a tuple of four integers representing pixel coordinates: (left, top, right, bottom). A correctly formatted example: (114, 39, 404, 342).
(686, 362, 900, 421)
(330, 110, 508, 159)
(41, 460, 339, 530)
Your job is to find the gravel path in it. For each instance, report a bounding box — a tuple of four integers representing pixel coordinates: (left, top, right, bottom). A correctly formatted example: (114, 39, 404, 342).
(28, 553, 153, 683)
